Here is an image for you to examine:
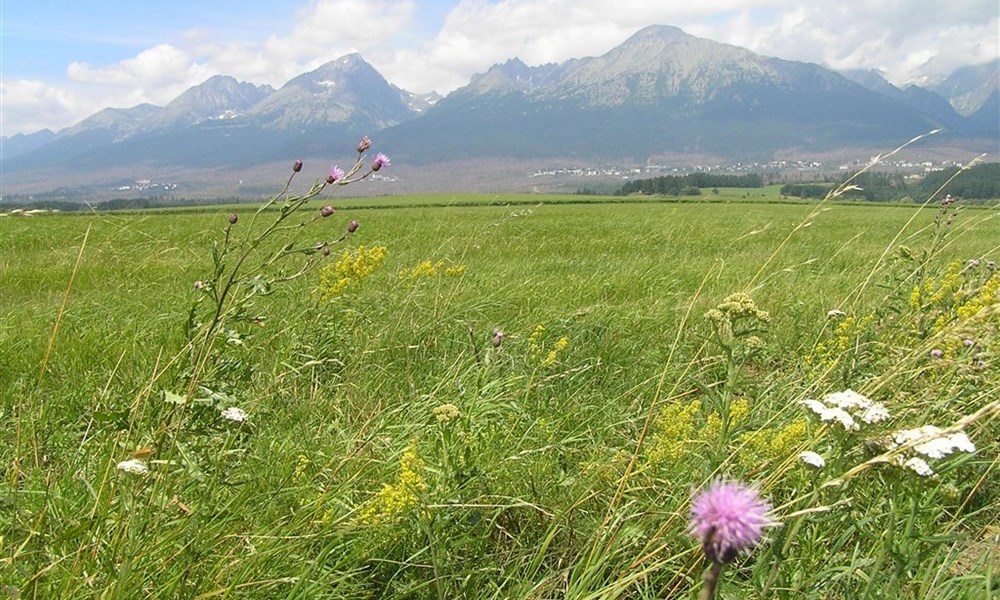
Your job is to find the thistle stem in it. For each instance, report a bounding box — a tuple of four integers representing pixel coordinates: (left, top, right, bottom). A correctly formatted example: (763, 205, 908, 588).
(699, 560, 725, 600)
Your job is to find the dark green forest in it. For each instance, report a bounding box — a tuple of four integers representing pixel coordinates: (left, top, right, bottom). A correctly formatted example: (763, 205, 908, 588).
(780, 163, 1000, 201)
(615, 172, 763, 196)
(618, 163, 999, 201)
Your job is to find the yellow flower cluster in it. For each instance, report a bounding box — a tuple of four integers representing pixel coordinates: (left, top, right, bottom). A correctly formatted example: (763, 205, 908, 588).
(355, 442, 426, 526)
(527, 324, 569, 367)
(317, 245, 388, 300)
(955, 273, 999, 321)
(918, 261, 964, 308)
(903, 260, 998, 356)
(736, 419, 808, 470)
(541, 336, 569, 368)
(397, 259, 466, 280)
(647, 400, 702, 464)
(528, 324, 546, 356)
(293, 454, 311, 480)
(703, 398, 751, 440)
(806, 313, 875, 375)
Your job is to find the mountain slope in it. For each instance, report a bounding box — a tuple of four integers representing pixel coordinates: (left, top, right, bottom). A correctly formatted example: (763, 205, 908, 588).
(146, 75, 274, 130)
(248, 54, 415, 129)
(2, 29, 994, 188)
(928, 59, 999, 116)
(1, 129, 56, 160)
(383, 25, 946, 163)
(841, 69, 964, 130)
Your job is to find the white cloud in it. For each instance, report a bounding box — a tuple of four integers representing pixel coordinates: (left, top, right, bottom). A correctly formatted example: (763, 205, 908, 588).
(1, 79, 87, 134)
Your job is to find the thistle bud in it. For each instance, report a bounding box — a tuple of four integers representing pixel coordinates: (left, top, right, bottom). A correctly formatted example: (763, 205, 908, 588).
(491, 329, 504, 348)
(357, 136, 371, 153)
(292, 159, 303, 172)
(321, 206, 335, 217)
(347, 219, 359, 233)
(229, 213, 239, 225)
(322, 246, 331, 256)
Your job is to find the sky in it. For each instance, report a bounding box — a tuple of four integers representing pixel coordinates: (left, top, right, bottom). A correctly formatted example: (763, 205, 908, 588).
(2, 0, 998, 136)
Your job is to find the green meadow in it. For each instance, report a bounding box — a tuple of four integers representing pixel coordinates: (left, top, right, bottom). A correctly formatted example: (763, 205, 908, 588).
(2, 192, 998, 598)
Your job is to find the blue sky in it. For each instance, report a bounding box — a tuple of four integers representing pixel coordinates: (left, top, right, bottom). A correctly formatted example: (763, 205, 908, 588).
(2, 0, 998, 136)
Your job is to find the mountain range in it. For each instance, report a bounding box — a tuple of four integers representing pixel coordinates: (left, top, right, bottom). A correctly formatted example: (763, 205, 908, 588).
(2, 25, 997, 197)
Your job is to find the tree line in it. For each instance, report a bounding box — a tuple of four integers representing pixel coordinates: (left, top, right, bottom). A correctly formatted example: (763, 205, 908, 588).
(616, 173, 763, 196)
(781, 163, 1000, 201)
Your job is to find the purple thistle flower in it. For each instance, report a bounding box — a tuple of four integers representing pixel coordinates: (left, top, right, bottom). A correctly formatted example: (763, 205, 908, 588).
(371, 153, 390, 171)
(963, 338, 975, 348)
(328, 165, 345, 184)
(357, 136, 371, 153)
(930, 348, 944, 359)
(691, 480, 770, 564)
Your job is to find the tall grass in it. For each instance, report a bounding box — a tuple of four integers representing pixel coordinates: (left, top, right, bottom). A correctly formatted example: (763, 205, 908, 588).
(2, 182, 998, 598)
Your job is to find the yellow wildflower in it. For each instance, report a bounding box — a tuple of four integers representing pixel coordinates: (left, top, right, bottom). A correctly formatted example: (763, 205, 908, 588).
(647, 400, 702, 465)
(355, 442, 426, 526)
(317, 245, 387, 301)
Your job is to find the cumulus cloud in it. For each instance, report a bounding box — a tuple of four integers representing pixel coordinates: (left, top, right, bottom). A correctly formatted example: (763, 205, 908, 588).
(1, 0, 996, 135)
(379, 0, 997, 93)
(1, 79, 89, 134)
(697, 1, 1000, 84)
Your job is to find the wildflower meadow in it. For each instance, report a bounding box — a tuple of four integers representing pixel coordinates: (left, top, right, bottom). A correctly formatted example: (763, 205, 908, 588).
(2, 138, 998, 599)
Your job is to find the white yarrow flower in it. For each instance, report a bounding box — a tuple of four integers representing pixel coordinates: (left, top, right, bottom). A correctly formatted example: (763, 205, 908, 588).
(858, 402, 891, 424)
(804, 389, 889, 428)
(800, 399, 859, 431)
(116, 459, 149, 475)
(824, 389, 872, 411)
(890, 426, 976, 458)
(799, 451, 826, 468)
(901, 456, 934, 477)
(827, 309, 846, 318)
(221, 406, 249, 423)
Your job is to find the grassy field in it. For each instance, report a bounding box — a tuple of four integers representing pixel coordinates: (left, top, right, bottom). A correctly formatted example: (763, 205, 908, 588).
(2, 190, 998, 598)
